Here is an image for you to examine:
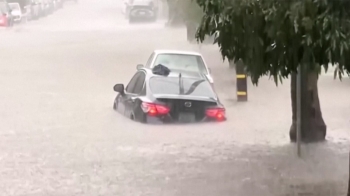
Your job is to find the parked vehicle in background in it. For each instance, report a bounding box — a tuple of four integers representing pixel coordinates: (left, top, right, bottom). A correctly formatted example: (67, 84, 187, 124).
(34, 0, 46, 17)
(35, 0, 49, 16)
(8, 2, 24, 23)
(28, 0, 40, 20)
(7, 0, 33, 21)
(46, 0, 54, 14)
(22, 3, 32, 19)
(0, 0, 14, 27)
(38, 0, 52, 15)
(123, 0, 159, 22)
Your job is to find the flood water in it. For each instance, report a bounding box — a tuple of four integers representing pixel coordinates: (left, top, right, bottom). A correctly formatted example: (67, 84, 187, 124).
(1, 0, 350, 195)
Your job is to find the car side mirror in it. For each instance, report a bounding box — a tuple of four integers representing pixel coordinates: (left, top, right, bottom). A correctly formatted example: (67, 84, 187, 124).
(113, 84, 125, 94)
(136, 64, 144, 70)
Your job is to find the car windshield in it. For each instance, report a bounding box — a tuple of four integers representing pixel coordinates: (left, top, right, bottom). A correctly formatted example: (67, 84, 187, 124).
(149, 77, 216, 98)
(9, 3, 20, 10)
(153, 53, 208, 74)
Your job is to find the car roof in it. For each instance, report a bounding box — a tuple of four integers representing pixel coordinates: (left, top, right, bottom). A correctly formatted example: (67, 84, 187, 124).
(153, 50, 202, 56)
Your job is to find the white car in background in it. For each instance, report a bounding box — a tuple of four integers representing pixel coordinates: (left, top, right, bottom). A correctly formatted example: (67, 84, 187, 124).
(139, 50, 214, 84)
(8, 3, 24, 23)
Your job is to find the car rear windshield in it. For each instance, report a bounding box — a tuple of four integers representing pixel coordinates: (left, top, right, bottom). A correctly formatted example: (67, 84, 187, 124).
(153, 54, 208, 74)
(149, 77, 216, 98)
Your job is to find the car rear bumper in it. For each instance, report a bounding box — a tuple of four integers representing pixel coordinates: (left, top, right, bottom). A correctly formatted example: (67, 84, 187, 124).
(144, 115, 226, 124)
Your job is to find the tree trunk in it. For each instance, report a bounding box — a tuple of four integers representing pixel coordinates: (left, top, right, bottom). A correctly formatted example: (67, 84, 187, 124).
(289, 71, 327, 142)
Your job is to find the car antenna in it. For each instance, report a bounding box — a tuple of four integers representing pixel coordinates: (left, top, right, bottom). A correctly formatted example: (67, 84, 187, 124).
(179, 73, 184, 95)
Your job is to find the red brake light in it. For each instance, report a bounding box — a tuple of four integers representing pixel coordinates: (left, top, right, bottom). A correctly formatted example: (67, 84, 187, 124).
(141, 102, 170, 116)
(205, 107, 226, 121)
(0, 16, 6, 26)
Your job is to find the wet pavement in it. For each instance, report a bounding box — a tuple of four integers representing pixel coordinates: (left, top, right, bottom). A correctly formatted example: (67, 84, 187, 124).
(1, 0, 350, 195)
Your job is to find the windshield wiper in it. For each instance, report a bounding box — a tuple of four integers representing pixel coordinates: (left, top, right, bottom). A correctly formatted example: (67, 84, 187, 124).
(184, 79, 205, 95)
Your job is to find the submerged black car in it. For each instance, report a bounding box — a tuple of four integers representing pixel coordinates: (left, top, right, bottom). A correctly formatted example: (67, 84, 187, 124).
(113, 66, 226, 124)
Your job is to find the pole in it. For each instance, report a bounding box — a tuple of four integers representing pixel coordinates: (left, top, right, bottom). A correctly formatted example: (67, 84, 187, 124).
(235, 60, 248, 102)
(296, 66, 302, 157)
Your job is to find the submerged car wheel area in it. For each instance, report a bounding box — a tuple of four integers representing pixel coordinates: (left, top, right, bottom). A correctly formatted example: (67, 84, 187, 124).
(112, 65, 226, 124)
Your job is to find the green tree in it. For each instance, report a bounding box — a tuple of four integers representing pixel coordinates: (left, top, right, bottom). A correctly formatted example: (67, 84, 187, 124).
(193, 0, 350, 142)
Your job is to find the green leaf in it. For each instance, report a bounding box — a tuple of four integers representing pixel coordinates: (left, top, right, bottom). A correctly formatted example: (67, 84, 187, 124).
(191, 0, 350, 85)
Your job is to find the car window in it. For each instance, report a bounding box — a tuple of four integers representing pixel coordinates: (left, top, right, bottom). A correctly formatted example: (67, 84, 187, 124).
(132, 72, 146, 94)
(125, 72, 141, 93)
(149, 77, 216, 98)
(145, 53, 155, 68)
(8, 3, 20, 10)
(153, 54, 208, 74)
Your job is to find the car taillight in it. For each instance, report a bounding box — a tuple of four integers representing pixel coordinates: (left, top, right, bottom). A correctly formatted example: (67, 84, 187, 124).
(205, 107, 226, 121)
(141, 102, 170, 116)
(0, 16, 5, 25)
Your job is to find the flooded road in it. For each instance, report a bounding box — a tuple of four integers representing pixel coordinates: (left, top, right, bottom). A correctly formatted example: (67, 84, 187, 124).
(1, 0, 350, 195)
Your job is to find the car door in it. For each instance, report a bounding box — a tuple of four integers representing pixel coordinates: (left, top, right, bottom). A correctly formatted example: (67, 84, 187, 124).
(117, 72, 141, 116)
(124, 71, 146, 120)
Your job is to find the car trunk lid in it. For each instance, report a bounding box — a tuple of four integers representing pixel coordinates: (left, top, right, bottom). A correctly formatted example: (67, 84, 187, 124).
(154, 94, 217, 123)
